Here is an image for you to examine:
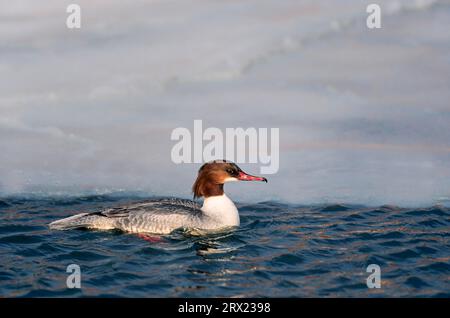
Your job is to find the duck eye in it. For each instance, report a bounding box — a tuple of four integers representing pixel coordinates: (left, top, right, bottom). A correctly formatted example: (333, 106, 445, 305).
(226, 168, 237, 176)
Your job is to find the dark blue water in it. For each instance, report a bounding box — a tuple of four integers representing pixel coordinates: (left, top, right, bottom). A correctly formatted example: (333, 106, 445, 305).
(0, 195, 449, 297)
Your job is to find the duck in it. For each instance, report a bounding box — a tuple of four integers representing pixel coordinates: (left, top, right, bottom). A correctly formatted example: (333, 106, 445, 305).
(49, 160, 267, 234)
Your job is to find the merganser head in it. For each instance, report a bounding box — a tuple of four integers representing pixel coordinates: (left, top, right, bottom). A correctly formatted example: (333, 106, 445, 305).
(192, 160, 267, 199)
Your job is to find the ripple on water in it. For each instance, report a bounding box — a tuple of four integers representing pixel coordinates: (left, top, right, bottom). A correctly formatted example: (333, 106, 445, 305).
(0, 234, 44, 245)
(50, 250, 112, 262)
(405, 276, 430, 289)
(387, 249, 421, 260)
(419, 262, 450, 274)
(406, 207, 448, 217)
(318, 204, 351, 212)
(0, 200, 11, 208)
(0, 224, 43, 234)
(270, 254, 304, 266)
(417, 219, 446, 227)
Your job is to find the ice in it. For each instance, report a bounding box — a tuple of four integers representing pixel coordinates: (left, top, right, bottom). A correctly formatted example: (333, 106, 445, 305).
(0, 0, 449, 206)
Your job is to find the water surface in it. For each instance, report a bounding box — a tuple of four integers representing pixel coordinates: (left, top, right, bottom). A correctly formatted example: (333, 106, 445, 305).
(1, 195, 449, 297)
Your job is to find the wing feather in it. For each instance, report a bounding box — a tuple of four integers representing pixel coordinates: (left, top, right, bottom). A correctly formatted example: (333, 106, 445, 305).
(97, 198, 202, 218)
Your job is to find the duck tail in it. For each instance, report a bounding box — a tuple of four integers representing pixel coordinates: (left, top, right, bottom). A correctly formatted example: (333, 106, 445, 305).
(49, 213, 114, 230)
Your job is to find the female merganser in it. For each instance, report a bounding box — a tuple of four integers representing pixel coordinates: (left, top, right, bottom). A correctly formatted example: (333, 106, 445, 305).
(49, 160, 267, 234)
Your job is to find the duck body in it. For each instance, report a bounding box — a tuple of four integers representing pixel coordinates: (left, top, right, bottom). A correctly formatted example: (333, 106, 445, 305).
(49, 195, 239, 234)
(49, 160, 266, 235)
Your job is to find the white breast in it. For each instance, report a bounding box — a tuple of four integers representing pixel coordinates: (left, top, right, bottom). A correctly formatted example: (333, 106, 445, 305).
(201, 194, 240, 227)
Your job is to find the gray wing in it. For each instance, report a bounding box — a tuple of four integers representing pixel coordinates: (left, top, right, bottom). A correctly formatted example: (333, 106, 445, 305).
(94, 198, 205, 234)
(97, 198, 203, 218)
